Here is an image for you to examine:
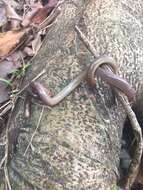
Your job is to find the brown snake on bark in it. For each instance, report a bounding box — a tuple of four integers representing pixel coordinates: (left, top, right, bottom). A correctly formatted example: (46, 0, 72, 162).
(29, 56, 136, 107)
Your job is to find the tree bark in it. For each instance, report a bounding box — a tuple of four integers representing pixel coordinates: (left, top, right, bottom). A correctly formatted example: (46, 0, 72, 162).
(1, 0, 143, 189)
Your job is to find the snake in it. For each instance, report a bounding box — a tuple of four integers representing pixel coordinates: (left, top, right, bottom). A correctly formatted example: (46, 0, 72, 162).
(29, 56, 136, 107)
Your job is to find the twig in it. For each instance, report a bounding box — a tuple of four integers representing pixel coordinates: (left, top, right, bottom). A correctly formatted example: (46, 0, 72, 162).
(0, 101, 11, 111)
(75, 26, 99, 57)
(0, 103, 13, 117)
(0, 154, 6, 169)
(24, 106, 44, 156)
(4, 160, 12, 190)
(75, 26, 143, 188)
(0, 101, 12, 119)
(3, 105, 15, 190)
(7, 16, 22, 21)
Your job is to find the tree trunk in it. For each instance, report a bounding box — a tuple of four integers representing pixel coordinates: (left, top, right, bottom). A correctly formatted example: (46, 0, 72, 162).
(1, 0, 143, 189)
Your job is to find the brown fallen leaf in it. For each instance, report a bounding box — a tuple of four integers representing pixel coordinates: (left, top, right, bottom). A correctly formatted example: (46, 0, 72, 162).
(21, 4, 43, 27)
(22, 0, 58, 27)
(31, 0, 58, 24)
(30, 7, 50, 25)
(0, 51, 23, 78)
(0, 30, 25, 57)
(2, 0, 19, 9)
(38, 7, 61, 30)
(0, 51, 24, 104)
(2, 0, 22, 29)
(4, 2, 21, 20)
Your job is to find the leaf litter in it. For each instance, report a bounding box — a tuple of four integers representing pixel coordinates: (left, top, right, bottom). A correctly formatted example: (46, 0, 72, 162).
(0, 0, 60, 112)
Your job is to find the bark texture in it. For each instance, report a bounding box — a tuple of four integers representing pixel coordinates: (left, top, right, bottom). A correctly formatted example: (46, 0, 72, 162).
(1, 0, 143, 189)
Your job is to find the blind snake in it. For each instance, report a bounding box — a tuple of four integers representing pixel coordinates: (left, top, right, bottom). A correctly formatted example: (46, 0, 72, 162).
(29, 56, 136, 107)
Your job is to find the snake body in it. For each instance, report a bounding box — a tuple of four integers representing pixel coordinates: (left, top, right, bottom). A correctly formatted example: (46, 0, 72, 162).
(30, 70, 87, 106)
(30, 56, 136, 106)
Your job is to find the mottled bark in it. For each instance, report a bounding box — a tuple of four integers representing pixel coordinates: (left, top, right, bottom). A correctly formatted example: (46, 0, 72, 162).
(1, 0, 143, 189)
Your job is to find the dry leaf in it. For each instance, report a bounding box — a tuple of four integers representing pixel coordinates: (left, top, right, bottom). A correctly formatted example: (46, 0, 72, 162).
(31, 0, 58, 24)
(22, 4, 43, 27)
(0, 30, 25, 57)
(0, 51, 24, 104)
(0, 51, 23, 78)
(0, 60, 20, 78)
(4, 1, 22, 29)
(2, 0, 19, 9)
(38, 7, 61, 30)
(4, 2, 21, 20)
(0, 82, 9, 103)
(30, 7, 50, 24)
(22, 0, 58, 26)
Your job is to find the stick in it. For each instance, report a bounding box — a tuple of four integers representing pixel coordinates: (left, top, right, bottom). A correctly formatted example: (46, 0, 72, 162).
(24, 106, 44, 156)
